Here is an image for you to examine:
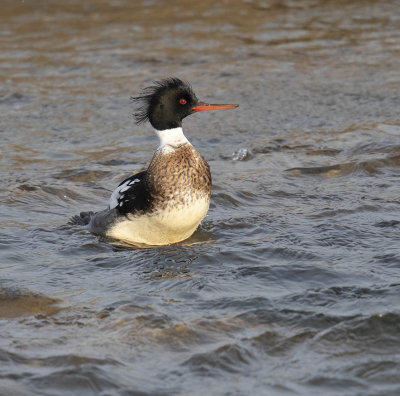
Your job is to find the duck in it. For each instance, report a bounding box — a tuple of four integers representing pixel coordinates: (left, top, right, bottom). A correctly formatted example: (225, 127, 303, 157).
(72, 78, 238, 245)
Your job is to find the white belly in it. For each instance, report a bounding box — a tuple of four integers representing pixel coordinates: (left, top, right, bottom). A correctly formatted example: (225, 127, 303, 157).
(106, 198, 210, 246)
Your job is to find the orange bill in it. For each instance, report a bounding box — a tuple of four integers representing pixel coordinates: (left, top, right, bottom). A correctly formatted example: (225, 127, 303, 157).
(192, 101, 239, 112)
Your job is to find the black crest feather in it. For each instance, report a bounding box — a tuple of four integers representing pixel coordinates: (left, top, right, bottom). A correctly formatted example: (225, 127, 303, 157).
(131, 78, 195, 125)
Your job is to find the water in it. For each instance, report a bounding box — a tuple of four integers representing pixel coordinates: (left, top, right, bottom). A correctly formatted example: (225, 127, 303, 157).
(1, 0, 400, 395)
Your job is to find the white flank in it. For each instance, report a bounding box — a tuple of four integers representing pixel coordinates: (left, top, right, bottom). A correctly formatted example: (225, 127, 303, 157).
(155, 127, 190, 153)
(109, 178, 140, 209)
(107, 197, 210, 245)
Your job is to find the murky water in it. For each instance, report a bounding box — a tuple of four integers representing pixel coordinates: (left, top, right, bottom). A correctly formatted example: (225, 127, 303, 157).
(1, 0, 400, 395)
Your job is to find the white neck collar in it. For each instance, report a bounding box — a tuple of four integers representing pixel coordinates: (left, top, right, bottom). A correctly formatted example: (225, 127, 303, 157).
(155, 127, 190, 152)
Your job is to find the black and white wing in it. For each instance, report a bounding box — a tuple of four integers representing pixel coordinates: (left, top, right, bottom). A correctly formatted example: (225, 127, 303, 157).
(108, 171, 148, 214)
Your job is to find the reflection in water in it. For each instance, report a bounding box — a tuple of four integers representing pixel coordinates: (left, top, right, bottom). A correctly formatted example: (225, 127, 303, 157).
(1, 0, 400, 395)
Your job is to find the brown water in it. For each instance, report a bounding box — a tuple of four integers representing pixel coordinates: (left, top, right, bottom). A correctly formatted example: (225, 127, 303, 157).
(1, 0, 400, 395)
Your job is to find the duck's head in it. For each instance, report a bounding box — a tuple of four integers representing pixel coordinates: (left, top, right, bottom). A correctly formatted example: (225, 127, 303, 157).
(132, 78, 238, 131)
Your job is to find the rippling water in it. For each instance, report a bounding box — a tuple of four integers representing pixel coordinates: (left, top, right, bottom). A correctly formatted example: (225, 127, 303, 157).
(1, 0, 400, 395)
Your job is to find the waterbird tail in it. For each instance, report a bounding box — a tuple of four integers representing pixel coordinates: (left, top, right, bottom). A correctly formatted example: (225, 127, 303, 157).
(69, 211, 95, 226)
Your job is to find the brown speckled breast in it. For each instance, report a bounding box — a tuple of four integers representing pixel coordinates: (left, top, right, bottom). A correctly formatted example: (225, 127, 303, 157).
(145, 143, 211, 211)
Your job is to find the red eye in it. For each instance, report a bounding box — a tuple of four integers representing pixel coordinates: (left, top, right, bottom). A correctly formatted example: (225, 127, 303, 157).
(179, 98, 187, 105)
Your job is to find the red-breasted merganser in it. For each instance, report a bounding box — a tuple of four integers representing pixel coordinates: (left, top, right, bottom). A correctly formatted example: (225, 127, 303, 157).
(72, 78, 238, 245)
